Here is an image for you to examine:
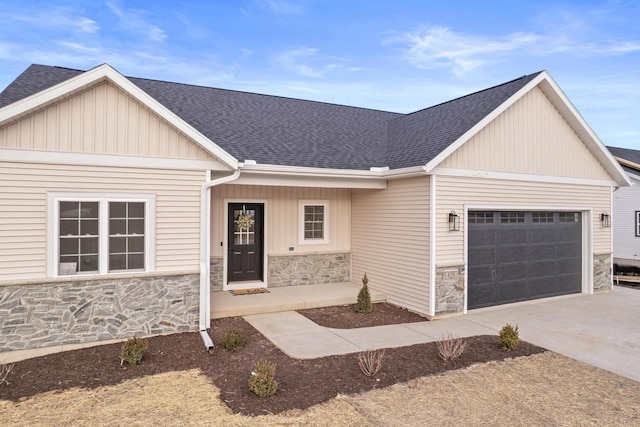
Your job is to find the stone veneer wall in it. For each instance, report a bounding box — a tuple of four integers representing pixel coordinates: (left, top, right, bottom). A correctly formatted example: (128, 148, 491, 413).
(210, 257, 224, 292)
(435, 265, 465, 316)
(593, 253, 612, 293)
(0, 273, 199, 352)
(268, 252, 351, 287)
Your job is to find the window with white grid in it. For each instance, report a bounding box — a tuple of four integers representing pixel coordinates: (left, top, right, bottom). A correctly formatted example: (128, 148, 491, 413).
(299, 200, 328, 244)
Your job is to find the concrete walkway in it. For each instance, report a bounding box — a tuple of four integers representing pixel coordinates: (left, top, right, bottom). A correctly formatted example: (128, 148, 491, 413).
(244, 286, 640, 382)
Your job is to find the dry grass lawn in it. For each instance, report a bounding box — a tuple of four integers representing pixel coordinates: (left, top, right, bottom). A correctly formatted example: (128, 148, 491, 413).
(2, 352, 639, 426)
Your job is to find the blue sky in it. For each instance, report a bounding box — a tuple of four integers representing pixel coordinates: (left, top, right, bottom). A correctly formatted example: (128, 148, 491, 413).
(0, 0, 638, 149)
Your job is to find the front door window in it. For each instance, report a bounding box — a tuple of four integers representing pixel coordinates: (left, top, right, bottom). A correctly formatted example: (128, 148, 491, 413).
(227, 203, 264, 283)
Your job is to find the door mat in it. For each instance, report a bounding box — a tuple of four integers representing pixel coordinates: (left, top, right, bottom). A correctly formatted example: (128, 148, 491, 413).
(229, 288, 270, 296)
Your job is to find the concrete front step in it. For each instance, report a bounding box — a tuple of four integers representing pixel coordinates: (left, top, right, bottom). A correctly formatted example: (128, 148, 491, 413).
(210, 282, 386, 319)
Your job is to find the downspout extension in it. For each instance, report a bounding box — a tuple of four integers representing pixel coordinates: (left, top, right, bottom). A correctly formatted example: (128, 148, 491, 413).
(199, 169, 241, 350)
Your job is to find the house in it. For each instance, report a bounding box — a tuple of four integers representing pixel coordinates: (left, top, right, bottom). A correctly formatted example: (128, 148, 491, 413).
(0, 64, 631, 356)
(607, 146, 640, 276)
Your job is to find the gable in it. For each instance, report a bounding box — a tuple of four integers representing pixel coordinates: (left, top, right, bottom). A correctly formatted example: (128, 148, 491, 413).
(0, 81, 225, 165)
(439, 86, 613, 182)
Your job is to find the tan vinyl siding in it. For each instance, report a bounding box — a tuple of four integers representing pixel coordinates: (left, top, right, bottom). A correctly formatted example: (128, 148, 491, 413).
(0, 81, 219, 162)
(210, 184, 351, 256)
(351, 176, 430, 315)
(0, 161, 203, 282)
(436, 175, 611, 265)
(441, 87, 612, 181)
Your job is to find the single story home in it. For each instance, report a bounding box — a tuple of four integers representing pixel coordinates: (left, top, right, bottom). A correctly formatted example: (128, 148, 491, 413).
(607, 146, 640, 275)
(0, 64, 631, 356)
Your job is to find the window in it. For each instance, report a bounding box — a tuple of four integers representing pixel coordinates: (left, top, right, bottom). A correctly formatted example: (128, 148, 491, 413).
(532, 212, 554, 223)
(636, 211, 640, 237)
(501, 212, 525, 224)
(559, 212, 580, 223)
(299, 200, 328, 244)
(468, 211, 494, 224)
(49, 193, 154, 277)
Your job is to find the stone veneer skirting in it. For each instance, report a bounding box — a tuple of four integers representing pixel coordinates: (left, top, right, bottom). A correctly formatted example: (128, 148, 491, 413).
(0, 273, 199, 352)
(435, 265, 465, 316)
(210, 252, 351, 289)
(593, 253, 612, 293)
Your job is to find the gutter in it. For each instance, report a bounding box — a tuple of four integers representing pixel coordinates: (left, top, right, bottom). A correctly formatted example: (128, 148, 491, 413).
(198, 168, 241, 350)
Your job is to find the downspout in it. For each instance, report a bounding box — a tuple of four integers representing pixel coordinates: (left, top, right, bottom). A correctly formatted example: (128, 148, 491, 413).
(199, 169, 241, 350)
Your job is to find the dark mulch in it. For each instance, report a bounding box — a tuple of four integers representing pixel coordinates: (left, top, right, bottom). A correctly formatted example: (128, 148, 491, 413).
(0, 308, 545, 416)
(298, 302, 427, 328)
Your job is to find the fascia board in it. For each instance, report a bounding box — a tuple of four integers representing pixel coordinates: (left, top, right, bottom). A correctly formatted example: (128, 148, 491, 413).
(0, 64, 239, 170)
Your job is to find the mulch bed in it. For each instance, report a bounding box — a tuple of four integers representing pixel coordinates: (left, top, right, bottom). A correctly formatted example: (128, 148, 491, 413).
(0, 306, 545, 416)
(298, 302, 427, 328)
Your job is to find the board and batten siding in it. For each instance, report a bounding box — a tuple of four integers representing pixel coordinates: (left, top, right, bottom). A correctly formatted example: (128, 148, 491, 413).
(351, 176, 430, 315)
(0, 161, 203, 282)
(0, 81, 221, 163)
(435, 175, 612, 265)
(612, 175, 640, 262)
(210, 184, 351, 256)
(440, 86, 612, 181)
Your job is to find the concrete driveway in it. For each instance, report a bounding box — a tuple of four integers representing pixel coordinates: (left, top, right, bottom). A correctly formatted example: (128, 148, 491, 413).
(462, 286, 640, 382)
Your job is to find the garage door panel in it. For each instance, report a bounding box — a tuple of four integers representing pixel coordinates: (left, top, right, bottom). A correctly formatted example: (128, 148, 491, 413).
(468, 266, 495, 286)
(495, 280, 528, 303)
(528, 228, 556, 244)
(468, 248, 496, 266)
(497, 245, 526, 263)
(556, 242, 580, 259)
(527, 259, 556, 278)
(469, 229, 496, 247)
(468, 211, 582, 309)
(497, 263, 526, 282)
(528, 244, 556, 261)
(497, 228, 527, 244)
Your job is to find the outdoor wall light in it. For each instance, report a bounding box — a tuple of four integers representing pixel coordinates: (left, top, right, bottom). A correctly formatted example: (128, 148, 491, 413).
(601, 212, 611, 228)
(449, 210, 460, 231)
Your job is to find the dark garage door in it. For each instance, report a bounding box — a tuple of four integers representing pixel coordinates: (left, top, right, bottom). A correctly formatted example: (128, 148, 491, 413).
(468, 211, 582, 309)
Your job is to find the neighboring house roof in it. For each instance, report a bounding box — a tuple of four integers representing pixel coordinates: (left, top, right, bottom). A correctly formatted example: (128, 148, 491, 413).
(607, 146, 640, 175)
(0, 63, 632, 186)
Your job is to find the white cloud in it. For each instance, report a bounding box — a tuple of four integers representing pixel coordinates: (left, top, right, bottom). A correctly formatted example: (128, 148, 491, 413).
(273, 47, 344, 78)
(386, 26, 539, 75)
(387, 25, 640, 75)
(0, 7, 99, 33)
(107, 1, 167, 42)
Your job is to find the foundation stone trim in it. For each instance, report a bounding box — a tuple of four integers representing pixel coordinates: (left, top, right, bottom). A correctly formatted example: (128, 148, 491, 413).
(593, 253, 612, 293)
(0, 273, 199, 352)
(268, 252, 351, 287)
(435, 264, 465, 315)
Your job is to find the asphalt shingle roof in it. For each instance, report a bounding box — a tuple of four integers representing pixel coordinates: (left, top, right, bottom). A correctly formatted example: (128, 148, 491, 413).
(0, 64, 542, 170)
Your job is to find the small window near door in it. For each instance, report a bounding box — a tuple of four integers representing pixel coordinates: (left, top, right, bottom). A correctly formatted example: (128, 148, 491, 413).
(299, 200, 328, 244)
(636, 211, 640, 237)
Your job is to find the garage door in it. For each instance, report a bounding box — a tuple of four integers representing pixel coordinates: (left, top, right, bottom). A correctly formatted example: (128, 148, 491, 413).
(468, 211, 582, 309)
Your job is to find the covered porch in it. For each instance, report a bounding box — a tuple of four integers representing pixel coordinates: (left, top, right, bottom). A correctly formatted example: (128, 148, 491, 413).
(211, 282, 387, 319)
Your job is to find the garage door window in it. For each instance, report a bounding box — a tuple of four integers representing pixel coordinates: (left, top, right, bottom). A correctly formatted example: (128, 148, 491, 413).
(533, 212, 554, 223)
(501, 212, 525, 223)
(469, 211, 494, 224)
(559, 212, 580, 223)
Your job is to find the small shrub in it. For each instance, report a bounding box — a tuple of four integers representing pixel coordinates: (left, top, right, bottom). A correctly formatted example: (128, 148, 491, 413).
(120, 337, 149, 366)
(0, 363, 14, 386)
(248, 360, 278, 397)
(355, 273, 373, 314)
(436, 331, 467, 362)
(499, 323, 520, 351)
(221, 329, 245, 352)
(357, 348, 385, 377)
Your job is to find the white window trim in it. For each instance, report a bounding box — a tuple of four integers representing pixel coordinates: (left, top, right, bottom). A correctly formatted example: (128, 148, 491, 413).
(636, 211, 640, 237)
(47, 192, 155, 278)
(298, 200, 329, 245)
